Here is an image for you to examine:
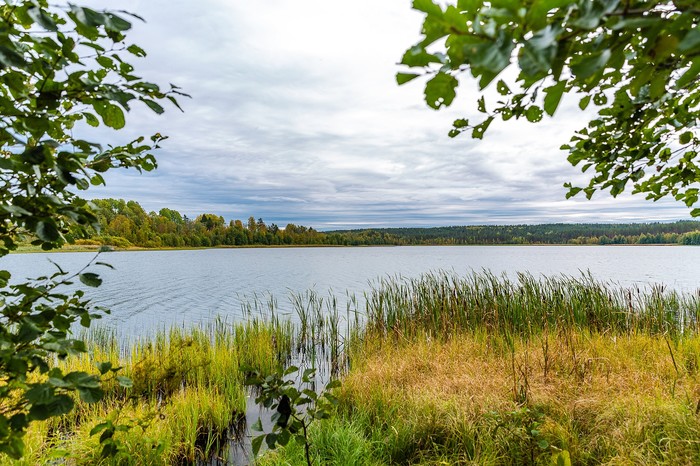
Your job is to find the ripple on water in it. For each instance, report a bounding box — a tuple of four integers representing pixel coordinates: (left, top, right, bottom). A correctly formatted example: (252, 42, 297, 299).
(4, 246, 700, 338)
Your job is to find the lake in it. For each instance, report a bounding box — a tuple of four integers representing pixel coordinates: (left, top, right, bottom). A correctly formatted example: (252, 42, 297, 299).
(3, 245, 700, 338)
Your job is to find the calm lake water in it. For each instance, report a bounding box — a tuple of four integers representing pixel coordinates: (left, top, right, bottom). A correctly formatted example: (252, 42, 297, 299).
(3, 245, 700, 338)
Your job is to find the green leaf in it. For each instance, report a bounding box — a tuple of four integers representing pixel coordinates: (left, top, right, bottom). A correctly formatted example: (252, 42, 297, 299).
(396, 72, 421, 85)
(99, 442, 117, 459)
(96, 362, 112, 375)
(83, 113, 100, 127)
(554, 450, 572, 466)
(0, 46, 26, 68)
(251, 435, 264, 456)
(93, 102, 126, 130)
(277, 428, 291, 446)
(579, 95, 591, 110)
(413, 0, 442, 17)
(496, 80, 510, 95)
(477, 96, 486, 113)
(265, 433, 278, 450)
(27, 7, 58, 31)
(401, 46, 443, 67)
(472, 116, 494, 139)
(65, 372, 100, 389)
(89, 421, 111, 436)
(611, 17, 660, 31)
(648, 72, 667, 99)
(70, 5, 106, 27)
(2, 204, 32, 216)
(525, 106, 543, 122)
(424, 72, 458, 109)
(326, 380, 342, 390)
(105, 13, 132, 32)
(679, 28, 700, 53)
(519, 27, 558, 77)
(28, 395, 73, 421)
(77, 386, 104, 404)
(543, 81, 566, 116)
(26, 385, 53, 405)
(142, 99, 165, 114)
(95, 56, 113, 69)
(0, 270, 10, 287)
(36, 221, 60, 242)
(680, 132, 693, 145)
(572, 0, 619, 30)
(79, 273, 102, 287)
(676, 58, 700, 90)
(127, 44, 147, 57)
(116, 376, 133, 388)
(472, 34, 514, 77)
(571, 49, 611, 80)
(251, 418, 263, 432)
(91, 173, 105, 186)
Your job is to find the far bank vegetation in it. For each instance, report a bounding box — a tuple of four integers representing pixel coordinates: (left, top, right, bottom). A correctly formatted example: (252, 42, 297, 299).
(61, 198, 700, 249)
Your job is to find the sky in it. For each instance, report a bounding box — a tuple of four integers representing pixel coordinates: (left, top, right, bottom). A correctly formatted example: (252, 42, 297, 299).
(84, 0, 692, 230)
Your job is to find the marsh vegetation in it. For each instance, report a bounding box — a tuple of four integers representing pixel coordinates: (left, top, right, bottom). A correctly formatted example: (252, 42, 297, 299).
(7, 271, 700, 464)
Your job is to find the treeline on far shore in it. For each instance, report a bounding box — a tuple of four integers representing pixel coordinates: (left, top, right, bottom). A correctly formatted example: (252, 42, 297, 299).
(75, 199, 700, 248)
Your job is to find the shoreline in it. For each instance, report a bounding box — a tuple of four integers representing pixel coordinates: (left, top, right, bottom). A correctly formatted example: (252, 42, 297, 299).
(8, 242, 684, 254)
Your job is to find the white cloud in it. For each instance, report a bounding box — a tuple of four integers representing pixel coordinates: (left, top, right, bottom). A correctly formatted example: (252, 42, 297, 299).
(82, 0, 695, 229)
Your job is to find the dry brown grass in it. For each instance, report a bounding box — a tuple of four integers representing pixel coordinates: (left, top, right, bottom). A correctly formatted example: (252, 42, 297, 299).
(347, 331, 699, 408)
(341, 330, 700, 464)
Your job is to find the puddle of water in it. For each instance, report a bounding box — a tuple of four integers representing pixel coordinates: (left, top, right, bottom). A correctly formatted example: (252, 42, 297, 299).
(206, 351, 341, 465)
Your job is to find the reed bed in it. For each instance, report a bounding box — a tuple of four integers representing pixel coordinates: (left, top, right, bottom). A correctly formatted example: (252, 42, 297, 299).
(8, 270, 700, 465)
(364, 271, 700, 339)
(318, 272, 700, 465)
(4, 319, 294, 466)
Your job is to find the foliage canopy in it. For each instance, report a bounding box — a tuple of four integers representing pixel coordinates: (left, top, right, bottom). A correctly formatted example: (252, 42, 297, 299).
(0, 0, 181, 457)
(399, 0, 700, 213)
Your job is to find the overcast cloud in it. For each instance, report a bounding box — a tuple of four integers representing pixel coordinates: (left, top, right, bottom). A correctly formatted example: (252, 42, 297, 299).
(84, 0, 691, 229)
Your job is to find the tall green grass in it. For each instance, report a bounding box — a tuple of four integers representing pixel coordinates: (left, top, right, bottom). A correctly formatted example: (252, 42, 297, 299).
(5, 318, 295, 465)
(364, 271, 700, 339)
(289, 290, 363, 377)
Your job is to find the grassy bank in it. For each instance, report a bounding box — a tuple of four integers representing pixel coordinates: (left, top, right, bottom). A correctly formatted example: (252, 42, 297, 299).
(11, 243, 200, 254)
(260, 272, 700, 465)
(260, 331, 700, 465)
(9, 242, 691, 255)
(8, 272, 700, 464)
(4, 319, 294, 465)
(10, 243, 357, 254)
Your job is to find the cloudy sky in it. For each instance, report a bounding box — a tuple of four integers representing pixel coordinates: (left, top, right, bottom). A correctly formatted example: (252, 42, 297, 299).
(85, 0, 691, 230)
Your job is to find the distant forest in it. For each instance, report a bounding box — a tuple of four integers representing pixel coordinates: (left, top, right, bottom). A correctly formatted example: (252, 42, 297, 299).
(77, 199, 700, 248)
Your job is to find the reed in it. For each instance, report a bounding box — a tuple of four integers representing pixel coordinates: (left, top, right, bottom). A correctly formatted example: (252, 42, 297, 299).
(310, 331, 700, 465)
(363, 271, 700, 340)
(314, 272, 700, 465)
(4, 319, 294, 465)
(9, 270, 700, 465)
